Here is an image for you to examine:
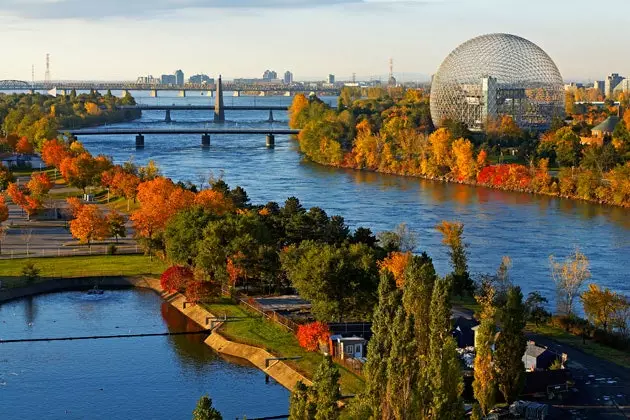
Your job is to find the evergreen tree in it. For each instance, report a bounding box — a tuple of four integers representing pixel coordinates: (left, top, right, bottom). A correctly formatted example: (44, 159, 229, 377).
(312, 356, 341, 420)
(361, 272, 400, 418)
(428, 278, 464, 419)
(192, 395, 222, 420)
(289, 381, 315, 420)
(385, 307, 418, 419)
(494, 286, 527, 404)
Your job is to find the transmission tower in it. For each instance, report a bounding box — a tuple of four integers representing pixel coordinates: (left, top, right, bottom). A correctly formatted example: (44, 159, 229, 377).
(45, 54, 51, 83)
(352, 72, 356, 83)
(388, 58, 396, 86)
(31, 65, 35, 87)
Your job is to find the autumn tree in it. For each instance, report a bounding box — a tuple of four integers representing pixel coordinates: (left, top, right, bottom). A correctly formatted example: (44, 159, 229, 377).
(66, 197, 84, 218)
(27, 172, 53, 199)
(451, 138, 476, 181)
(297, 322, 331, 352)
(0, 196, 8, 255)
(15, 137, 34, 154)
(289, 94, 310, 129)
(494, 286, 526, 404)
(582, 284, 626, 333)
(41, 139, 70, 168)
(473, 281, 497, 416)
(7, 183, 42, 220)
(69, 205, 108, 248)
(550, 249, 591, 316)
(378, 251, 411, 288)
(0, 164, 15, 190)
(427, 128, 452, 176)
(160, 265, 194, 293)
(60, 153, 111, 193)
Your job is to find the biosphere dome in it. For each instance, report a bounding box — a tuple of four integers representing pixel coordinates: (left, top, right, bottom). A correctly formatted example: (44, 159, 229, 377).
(430, 33, 565, 132)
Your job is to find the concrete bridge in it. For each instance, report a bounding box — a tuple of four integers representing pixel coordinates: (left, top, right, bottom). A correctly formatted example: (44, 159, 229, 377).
(120, 104, 290, 123)
(63, 127, 301, 148)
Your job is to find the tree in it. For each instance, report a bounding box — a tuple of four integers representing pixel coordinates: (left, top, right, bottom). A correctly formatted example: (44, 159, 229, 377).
(312, 356, 341, 420)
(473, 282, 497, 416)
(7, 183, 42, 220)
(66, 197, 84, 218)
(428, 278, 464, 418)
(15, 137, 34, 154)
(26, 172, 53, 199)
(0, 164, 15, 190)
(377, 222, 417, 253)
(69, 205, 108, 248)
(297, 322, 331, 352)
(451, 138, 476, 181)
(160, 265, 194, 293)
(581, 283, 625, 333)
(192, 394, 222, 420)
(106, 211, 126, 243)
(41, 139, 70, 168)
(60, 153, 106, 193)
(0, 197, 8, 255)
(289, 381, 315, 420)
(436, 220, 473, 296)
(550, 249, 590, 316)
(525, 291, 551, 326)
(494, 286, 526, 404)
(378, 251, 411, 288)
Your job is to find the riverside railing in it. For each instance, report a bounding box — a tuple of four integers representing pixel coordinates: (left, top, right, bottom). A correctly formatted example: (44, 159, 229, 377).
(0, 245, 141, 260)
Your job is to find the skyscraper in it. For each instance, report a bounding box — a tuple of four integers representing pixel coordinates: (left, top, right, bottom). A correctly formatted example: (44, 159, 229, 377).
(284, 71, 294, 84)
(175, 69, 185, 86)
(263, 70, 278, 80)
(328, 74, 335, 84)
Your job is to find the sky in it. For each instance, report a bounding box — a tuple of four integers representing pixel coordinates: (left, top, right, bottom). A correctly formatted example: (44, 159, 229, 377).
(0, 0, 628, 82)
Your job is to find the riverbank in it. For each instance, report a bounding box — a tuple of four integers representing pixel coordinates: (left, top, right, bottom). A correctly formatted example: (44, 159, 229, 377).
(0, 275, 363, 394)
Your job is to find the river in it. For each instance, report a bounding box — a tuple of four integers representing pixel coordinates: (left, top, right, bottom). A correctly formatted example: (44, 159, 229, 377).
(0, 290, 289, 419)
(74, 91, 630, 304)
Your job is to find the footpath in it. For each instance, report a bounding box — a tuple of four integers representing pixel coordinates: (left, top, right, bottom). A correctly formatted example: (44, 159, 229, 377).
(0, 276, 312, 392)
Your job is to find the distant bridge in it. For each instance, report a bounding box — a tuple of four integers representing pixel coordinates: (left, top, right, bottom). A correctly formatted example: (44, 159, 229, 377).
(0, 79, 340, 95)
(63, 127, 301, 148)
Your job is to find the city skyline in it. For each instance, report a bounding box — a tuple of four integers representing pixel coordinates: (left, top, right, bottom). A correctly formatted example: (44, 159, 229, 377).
(0, 0, 629, 82)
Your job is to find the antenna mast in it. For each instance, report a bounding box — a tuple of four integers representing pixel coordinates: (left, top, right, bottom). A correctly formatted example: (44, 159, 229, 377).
(31, 64, 35, 87)
(45, 53, 51, 84)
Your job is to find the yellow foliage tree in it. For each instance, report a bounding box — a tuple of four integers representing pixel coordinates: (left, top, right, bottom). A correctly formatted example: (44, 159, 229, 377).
(451, 138, 476, 181)
(289, 94, 309, 129)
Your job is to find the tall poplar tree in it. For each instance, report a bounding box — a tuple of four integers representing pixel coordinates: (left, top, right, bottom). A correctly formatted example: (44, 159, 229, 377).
(494, 286, 527, 404)
(473, 282, 498, 416)
(361, 272, 400, 418)
(312, 356, 341, 420)
(428, 278, 464, 419)
(289, 381, 315, 420)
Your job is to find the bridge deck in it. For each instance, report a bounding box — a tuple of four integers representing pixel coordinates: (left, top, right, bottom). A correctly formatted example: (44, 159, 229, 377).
(64, 128, 300, 136)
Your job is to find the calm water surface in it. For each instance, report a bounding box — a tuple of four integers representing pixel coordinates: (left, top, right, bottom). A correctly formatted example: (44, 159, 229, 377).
(0, 290, 289, 419)
(76, 91, 630, 303)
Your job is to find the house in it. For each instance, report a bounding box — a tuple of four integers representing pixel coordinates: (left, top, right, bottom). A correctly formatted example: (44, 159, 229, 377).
(328, 335, 366, 360)
(522, 341, 564, 371)
(591, 115, 620, 138)
(452, 316, 480, 348)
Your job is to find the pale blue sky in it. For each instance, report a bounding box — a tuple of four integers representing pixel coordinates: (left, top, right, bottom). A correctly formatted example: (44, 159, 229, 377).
(0, 0, 628, 82)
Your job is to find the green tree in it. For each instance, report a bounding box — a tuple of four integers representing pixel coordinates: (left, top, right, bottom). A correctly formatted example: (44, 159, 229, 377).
(494, 286, 527, 404)
(428, 278, 464, 418)
(289, 381, 315, 420)
(436, 221, 473, 296)
(165, 207, 217, 265)
(360, 271, 400, 418)
(312, 356, 341, 420)
(192, 395, 222, 420)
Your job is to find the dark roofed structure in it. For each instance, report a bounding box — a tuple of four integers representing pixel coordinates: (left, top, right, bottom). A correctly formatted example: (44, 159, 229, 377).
(592, 115, 620, 137)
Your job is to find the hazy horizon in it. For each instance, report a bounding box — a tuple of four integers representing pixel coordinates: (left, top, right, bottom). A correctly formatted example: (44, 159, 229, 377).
(1, 0, 629, 83)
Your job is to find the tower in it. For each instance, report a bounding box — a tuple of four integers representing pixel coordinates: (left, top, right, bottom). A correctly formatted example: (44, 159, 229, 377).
(388, 58, 396, 86)
(214, 75, 225, 123)
(45, 53, 51, 83)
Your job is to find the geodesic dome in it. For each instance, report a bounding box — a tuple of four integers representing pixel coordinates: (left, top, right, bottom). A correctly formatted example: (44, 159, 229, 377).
(430, 33, 565, 132)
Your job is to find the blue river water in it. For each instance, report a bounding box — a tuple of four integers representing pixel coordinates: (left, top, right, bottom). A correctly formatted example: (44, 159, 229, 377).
(0, 290, 289, 419)
(73, 91, 630, 303)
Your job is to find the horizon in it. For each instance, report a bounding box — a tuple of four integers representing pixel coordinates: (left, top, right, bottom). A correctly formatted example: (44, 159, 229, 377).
(1, 1, 629, 83)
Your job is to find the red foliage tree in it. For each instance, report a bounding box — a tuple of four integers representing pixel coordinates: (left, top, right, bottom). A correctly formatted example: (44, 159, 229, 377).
(15, 137, 34, 155)
(296, 321, 332, 352)
(160, 265, 194, 293)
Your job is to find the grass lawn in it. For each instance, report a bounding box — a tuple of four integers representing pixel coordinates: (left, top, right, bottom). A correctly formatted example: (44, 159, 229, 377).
(0, 255, 166, 288)
(204, 299, 365, 395)
(527, 322, 630, 369)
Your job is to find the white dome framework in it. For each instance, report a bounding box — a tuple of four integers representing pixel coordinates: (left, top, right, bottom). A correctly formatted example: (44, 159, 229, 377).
(430, 33, 565, 132)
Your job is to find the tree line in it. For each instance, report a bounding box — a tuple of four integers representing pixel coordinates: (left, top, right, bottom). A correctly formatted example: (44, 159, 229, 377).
(288, 89, 630, 208)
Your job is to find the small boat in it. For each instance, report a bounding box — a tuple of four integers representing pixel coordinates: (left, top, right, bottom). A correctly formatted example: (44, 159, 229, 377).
(87, 285, 104, 295)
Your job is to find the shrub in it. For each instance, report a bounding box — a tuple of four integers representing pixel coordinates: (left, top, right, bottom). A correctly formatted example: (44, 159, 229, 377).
(21, 262, 40, 285)
(296, 321, 331, 352)
(160, 265, 193, 293)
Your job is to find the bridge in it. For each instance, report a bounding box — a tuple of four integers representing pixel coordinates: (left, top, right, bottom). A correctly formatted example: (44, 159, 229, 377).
(64, 127, 301, 148)
(0, 78, 340, 96)
(120, 104, 290, 123)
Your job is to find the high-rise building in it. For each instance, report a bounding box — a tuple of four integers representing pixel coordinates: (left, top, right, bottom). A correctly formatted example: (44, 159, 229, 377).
(593, 80, 605, 94)
(161, 74, 176, 85)
(189, 74, 214, 84)
(175, 69, 185, 86)
(328, 74, 335, 84)
(605, 73, 624, 98)
(284, 71, 293, 84)
(263, 70, 278, 80)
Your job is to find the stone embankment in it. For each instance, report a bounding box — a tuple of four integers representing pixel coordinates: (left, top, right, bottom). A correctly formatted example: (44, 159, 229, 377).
(0, 276, 311, 391)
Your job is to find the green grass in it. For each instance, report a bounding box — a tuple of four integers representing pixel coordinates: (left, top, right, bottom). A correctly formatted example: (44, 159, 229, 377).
(451, 295, 480, 315)
(527, 322, 630, 369)
(0, 255, 167, 288)
(204, 299, 365, 395)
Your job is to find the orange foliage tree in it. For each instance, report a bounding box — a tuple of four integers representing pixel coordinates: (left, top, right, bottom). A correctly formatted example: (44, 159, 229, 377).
(41, 139, 71, 168)
(69, 205, 108, 248)
(0, 196, 9, 224)
(15, 137, 34, 154)
(379, 251, 412, 288)
(102, 167, 140, 210)
(6, 183, 43, 220)
(27, 172, 54, 198)
(194, 189, 234, 215)
(296, 321, 332, 352)
(60, 153, 112, 193)
(160, 265, 194, 293)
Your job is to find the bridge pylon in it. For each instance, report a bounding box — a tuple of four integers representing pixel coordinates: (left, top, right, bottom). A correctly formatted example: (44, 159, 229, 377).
(214, 75, 225, 123)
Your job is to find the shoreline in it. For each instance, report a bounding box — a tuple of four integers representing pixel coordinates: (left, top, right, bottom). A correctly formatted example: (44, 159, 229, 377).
(0, 276, 311, 392)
